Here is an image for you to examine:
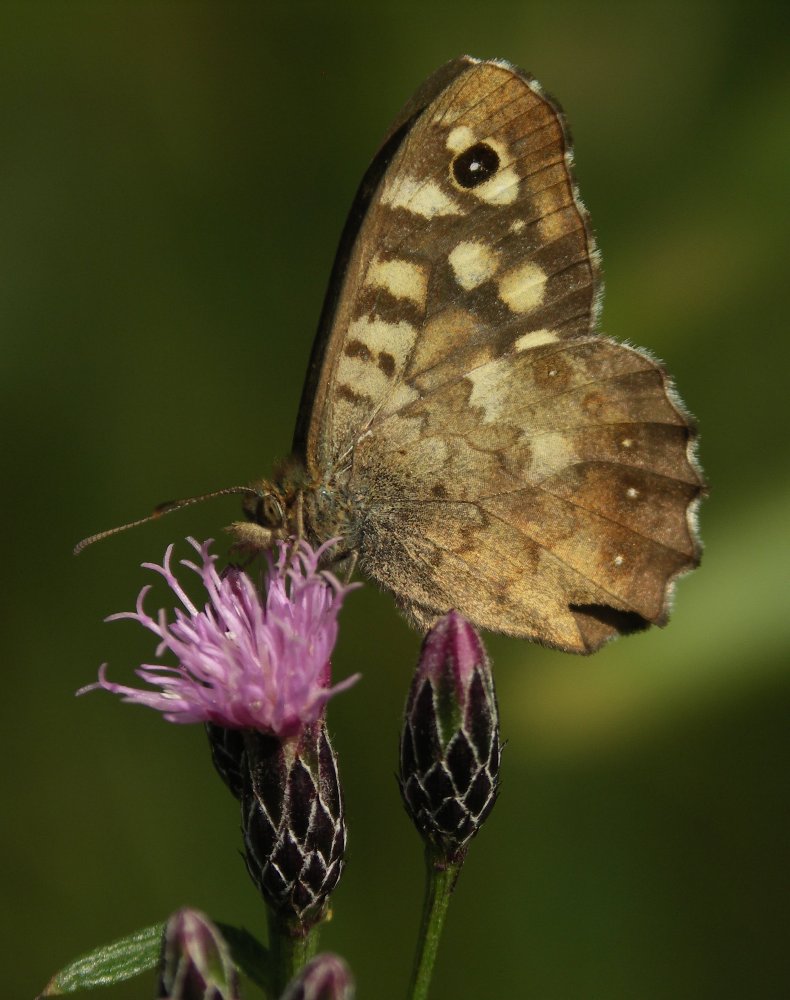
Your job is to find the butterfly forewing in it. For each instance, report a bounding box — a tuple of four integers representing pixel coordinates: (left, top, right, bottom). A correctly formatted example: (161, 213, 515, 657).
(301, 58, 599, 472)
(293, 57, 703, 653)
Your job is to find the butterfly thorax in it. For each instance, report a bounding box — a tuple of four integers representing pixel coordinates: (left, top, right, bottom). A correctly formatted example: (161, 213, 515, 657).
(231, 456, 361, 561)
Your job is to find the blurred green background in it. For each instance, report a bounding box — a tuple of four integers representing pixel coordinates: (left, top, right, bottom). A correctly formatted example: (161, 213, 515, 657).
(4, 2, 788, 998)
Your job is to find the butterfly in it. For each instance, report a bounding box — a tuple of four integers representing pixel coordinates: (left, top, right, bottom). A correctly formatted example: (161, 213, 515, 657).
(81, 56, 703, 655)
(226, 55, 706, 653)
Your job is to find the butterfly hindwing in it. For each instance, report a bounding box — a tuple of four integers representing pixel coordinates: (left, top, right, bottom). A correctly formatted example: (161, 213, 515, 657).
(353, 336, 700, 651)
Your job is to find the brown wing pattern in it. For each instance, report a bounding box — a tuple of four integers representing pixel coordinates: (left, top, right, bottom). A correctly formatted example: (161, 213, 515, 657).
(353, 336, 702, 651)
(298, 57, 703, 653)
(302, 57, 600, 476)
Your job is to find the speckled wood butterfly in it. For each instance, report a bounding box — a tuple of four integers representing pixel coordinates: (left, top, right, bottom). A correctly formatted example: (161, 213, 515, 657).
(81, 57, 704, 654)
(226, 56, 705, 653)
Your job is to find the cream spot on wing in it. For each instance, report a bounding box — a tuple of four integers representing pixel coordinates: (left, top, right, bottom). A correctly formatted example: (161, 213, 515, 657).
(498, 262, 548, 313)
(528, 432, 577, 480)
(621, 437, 634, 449)
(626, 487, 639, 500)
(381, 382, 420, 416)
(346, 315, 417, 369)
(446, 125, 476, 153)
(466, 357, 509, 424)
(335, 355, 392, 402)
(448, 241, 500, 291)
(514, 329, 558, 351)
(365, 256, 428, 308)
(382, 175, 463, 218)
(510, 219, 526, 233)
(613, 554, 625, 567)
(472, 165, 520, 205)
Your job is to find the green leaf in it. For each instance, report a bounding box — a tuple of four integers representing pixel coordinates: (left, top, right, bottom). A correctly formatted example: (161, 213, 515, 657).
(39, 919, 271, 997)
(39, 922, 164, 996)
(217, 923, 271, 994)
(39, 920, 271, 998)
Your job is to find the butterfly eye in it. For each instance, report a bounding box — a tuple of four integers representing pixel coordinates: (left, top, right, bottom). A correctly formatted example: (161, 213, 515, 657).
(452, 142, 500, 188)
(260, 494, 284, 527)
(245, 492, 284, 527)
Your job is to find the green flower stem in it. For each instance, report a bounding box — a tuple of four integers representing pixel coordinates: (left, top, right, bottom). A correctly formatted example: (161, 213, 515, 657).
(408, 847, 464, 1000)
(265, 910, 320, 997)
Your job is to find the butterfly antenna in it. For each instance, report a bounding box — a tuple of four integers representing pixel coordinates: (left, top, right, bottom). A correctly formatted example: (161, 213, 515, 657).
(73, 486, 261, 556)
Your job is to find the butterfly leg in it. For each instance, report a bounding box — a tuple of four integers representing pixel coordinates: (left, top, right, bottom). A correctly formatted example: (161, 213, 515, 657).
(318, 541, 358, 581)
(275, 489, 306, 569)
(294, 490, 305, 540)
(341, 549, 358, 585)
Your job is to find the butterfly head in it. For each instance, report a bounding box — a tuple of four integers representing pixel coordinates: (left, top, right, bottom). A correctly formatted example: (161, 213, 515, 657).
(229, 480, 291, 551)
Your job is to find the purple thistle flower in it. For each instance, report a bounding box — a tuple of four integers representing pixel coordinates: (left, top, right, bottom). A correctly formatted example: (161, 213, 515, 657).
(80, 537, 360, 740)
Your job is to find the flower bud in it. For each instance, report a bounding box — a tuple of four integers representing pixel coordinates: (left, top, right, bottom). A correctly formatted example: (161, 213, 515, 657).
(242, 723, 346, 932)
(280, 953, 354, 1000)
(399, 611, 501, 861)
(157, 908, 239, 1000)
